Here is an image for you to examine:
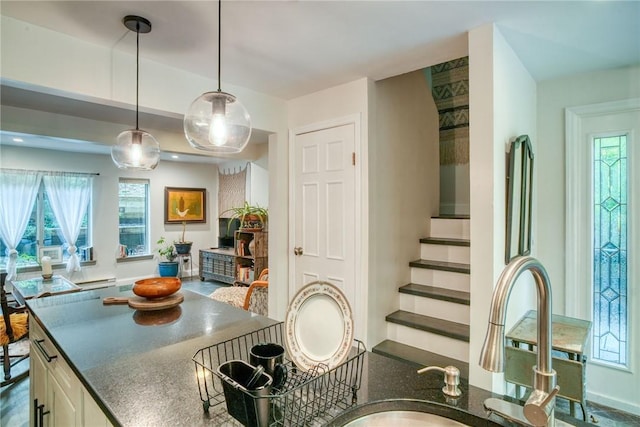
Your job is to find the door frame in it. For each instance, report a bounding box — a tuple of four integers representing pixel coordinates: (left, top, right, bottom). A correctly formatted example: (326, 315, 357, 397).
(565, 98, 640, 413)
(288, 113, 366, 342)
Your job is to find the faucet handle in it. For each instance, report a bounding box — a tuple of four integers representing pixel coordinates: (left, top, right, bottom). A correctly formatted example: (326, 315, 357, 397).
(417, 365, 462, 397)
(523, 385, 560, 426)
(541, 385, 560, 407)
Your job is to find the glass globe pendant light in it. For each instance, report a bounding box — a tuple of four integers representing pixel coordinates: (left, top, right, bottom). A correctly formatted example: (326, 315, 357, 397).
(183, 0, 251, 153)
(111, 15, 160, 170)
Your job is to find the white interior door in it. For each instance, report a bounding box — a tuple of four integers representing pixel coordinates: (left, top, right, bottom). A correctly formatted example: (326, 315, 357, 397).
(291, 123, 356, 311)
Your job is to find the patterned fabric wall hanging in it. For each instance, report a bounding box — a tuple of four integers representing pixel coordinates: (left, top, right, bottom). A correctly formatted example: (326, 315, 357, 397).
(430, 56, 469, 166)
(218, 164, 248, 217)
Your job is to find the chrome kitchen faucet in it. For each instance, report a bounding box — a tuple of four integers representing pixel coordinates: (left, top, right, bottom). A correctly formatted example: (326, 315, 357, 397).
(479, 256, 561, 427)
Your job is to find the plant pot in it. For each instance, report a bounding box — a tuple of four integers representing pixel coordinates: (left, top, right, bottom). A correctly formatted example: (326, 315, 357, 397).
(174, 242, 192, 255)
(240, 214, 264, 231)
(158, 261, 179, 277)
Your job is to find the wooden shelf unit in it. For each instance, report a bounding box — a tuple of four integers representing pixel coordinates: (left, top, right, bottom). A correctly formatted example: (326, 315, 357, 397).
(234, 230, 268, 285)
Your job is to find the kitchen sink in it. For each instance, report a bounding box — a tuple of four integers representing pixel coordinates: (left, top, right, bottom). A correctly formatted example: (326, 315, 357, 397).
(326, 399, 502, 427)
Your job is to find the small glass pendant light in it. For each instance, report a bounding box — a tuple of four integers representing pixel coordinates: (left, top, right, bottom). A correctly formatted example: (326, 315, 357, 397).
(112, 15, 160, 170)
(183, 0, 251, 153)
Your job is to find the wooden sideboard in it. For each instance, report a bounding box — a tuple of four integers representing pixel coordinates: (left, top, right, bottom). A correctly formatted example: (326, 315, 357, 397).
(199, 248, 236, 284)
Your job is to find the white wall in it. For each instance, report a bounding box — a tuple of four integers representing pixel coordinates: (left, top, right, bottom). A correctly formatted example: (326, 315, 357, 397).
(1, 15, 289, 314)
(369, 70, 440, 346)
(440, 164, 470, 215)
(537, 66, 640, 415)
(468, 24, 537, 392)
(285, 78, 371, 335)
(537, 65, 640, 314)
(0, 16, 285, 137)
(0, 145, 219, 284)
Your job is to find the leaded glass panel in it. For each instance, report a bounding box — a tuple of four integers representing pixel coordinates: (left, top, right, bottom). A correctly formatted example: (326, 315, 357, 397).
(592, 135, 628, 367)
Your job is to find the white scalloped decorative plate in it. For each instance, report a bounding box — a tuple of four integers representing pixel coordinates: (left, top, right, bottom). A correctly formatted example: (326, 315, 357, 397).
(284, 281, 354, 372)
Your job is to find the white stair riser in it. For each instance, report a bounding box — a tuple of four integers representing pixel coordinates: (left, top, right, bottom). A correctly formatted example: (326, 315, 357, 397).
(399, 294, 470, 325)
(420, 243, 470, 264)
(410, 268, 470, 292)
(386, 323, 469, 363)
(430, 218, 470, 240)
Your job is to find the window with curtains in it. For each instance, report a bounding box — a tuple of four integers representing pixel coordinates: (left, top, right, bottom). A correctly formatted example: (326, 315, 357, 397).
(0, 182, 91, 267)
(118, 178, 150, 256)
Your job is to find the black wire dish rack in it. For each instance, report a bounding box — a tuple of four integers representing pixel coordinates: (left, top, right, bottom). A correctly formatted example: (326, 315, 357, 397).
(193, 322, 366, 426)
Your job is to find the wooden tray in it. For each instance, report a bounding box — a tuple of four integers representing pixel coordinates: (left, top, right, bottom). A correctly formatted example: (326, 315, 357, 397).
(103, 293, 184, 311)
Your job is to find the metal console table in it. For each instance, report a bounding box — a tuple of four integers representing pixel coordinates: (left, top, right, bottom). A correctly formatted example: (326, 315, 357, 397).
(505, 309, 591, 421)
(176, 253, 193, 279)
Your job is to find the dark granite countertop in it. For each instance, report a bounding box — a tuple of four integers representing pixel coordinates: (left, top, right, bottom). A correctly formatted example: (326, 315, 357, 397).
(27, 286, 589, 427)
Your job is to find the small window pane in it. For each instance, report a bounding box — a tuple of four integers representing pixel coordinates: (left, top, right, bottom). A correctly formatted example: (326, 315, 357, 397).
(592, 134, 628, 367)
(118, 179, 150, 256)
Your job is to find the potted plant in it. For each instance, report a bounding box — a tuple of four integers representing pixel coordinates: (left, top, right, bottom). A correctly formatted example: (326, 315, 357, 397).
(222, 201, 268, 231)
(174, 205, 193, 255)
(156, 237, 179, 277)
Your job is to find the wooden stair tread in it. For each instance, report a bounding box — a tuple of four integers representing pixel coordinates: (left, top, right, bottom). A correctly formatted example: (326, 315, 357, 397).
(432, 215, 470, 220)
(372, 339, 469, 379)
(386, 310, 470, 342)
(420, 237, 470, 247)
(409, 259, 470, 274)
(399, 283, 470, 305)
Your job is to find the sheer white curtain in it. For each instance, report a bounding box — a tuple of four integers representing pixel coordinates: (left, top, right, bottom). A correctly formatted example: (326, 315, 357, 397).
(0, 169, 42, 280)
(43, 173, 93, 273)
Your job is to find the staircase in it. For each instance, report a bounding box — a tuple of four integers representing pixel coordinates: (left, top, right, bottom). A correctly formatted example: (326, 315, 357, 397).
(373, 216, 471, 378)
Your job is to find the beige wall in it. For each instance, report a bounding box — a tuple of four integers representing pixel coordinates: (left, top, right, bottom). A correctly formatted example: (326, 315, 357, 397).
(537, 65, 640, 314)
(368, 70, 440, 346)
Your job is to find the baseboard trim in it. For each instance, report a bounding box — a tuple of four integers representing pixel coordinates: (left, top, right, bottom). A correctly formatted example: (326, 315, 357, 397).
(586, 390, 640, 416)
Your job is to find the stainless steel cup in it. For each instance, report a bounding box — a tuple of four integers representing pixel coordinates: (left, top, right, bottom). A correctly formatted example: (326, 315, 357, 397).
(250, 343, 288, 390)
(217, 359, 272, 427)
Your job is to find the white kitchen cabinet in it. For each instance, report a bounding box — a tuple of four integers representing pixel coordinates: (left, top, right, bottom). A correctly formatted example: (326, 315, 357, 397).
(29, 318, 112, 427)
(30, 331, 49, 427)
(82, 388, 111, 427)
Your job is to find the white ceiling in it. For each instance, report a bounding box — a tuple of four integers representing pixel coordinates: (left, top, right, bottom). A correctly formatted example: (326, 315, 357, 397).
(2, 1, 639, 101)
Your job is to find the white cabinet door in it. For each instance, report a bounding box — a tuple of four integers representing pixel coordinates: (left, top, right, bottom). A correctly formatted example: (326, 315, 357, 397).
(29, 318, 110, 426)
(30, 337, 49, 427)
(82, 388, 112, 427)
(47, 372, 79, 426)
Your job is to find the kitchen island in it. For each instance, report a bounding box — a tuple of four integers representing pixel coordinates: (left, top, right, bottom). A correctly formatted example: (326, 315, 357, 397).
(27, 285, 586, 426)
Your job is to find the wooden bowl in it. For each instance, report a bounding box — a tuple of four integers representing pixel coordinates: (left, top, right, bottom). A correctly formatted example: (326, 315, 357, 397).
(133, 277, 181, 299)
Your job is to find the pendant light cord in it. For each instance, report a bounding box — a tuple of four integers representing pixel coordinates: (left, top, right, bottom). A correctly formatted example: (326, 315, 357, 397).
(135, 21, 140, 130)
(217, 0, 222, 92)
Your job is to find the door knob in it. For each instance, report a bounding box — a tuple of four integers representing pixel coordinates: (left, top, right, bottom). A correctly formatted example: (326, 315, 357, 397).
(294, 247, 303, 256)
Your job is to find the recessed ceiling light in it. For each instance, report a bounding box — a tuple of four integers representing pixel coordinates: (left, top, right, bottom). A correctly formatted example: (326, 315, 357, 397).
(171, 155, 179, 159)
(13, 137, 24, 142)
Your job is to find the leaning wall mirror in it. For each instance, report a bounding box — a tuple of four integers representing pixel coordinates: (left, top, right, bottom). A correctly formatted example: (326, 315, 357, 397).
(505, 134, 534, 264)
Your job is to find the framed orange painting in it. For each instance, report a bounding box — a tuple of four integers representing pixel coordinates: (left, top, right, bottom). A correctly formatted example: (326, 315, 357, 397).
(164, 187, 206, 223)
